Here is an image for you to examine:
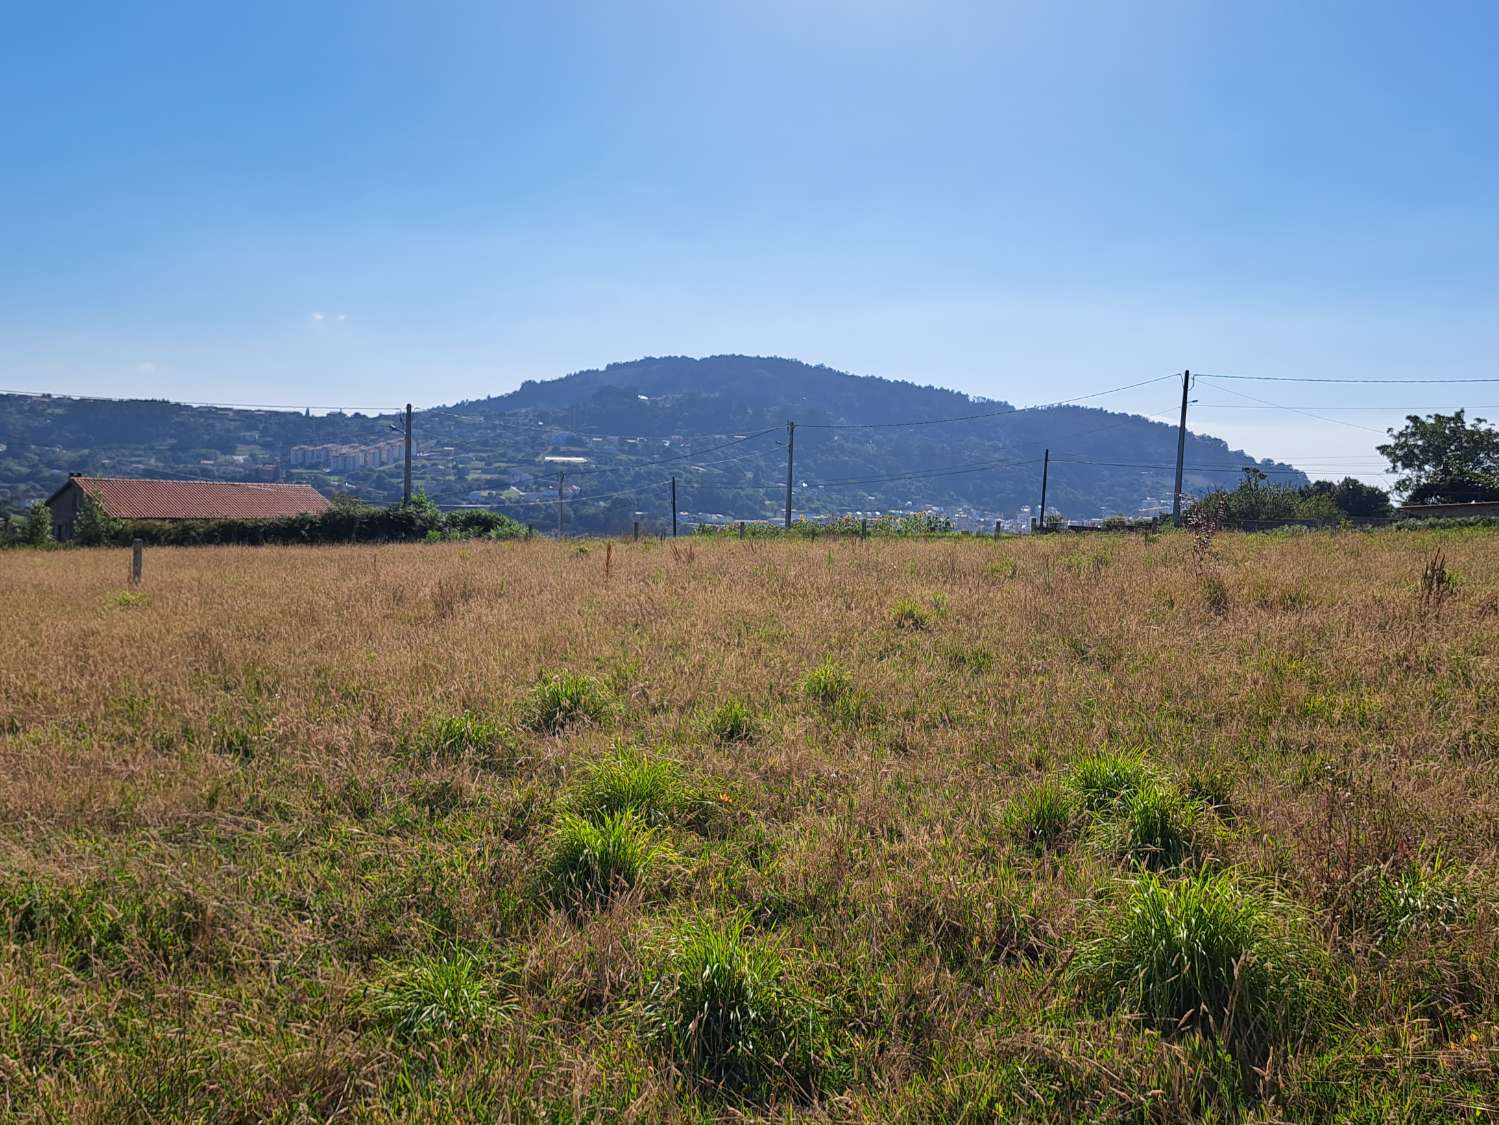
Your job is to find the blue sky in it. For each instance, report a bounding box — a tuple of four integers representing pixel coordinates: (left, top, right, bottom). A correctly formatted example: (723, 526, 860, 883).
(3, 1, 1496, 480)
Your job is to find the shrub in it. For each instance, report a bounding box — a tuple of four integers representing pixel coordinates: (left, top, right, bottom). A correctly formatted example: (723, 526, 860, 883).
(570, 747, 688, 827)
(705, 700, 755, 743)
(1072, 870, 1323, 1061)
(1005, 782, 1077, 853)
(543, 810, 662, 909)
(646, 918, 830, 1100)
(801, 660, 853, 707)
(889, 598, 932, 631)
(1067, 752, 1154, 812)
(522, 673, 613, 733)
(410, 710, 506, 762)
(369, 949, 510, 1042)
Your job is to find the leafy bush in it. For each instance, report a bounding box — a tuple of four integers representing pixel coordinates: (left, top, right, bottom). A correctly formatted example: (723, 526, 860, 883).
(1067, 752, 1154, 812)
(1005, 782, 1077, 853)
(522, 673, 613, 733)
(705, 700, 755, 743)
(369, 949, 510, 1042)
(1072, 870, 1324, 1060)
(801, 660, 853, 707)
(646, 918, 831, 1100)
(569, 747, 688, 827)
(543, 811, 663, 909)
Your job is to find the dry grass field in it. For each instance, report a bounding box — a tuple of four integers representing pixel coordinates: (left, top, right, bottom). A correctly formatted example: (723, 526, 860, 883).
(2, 529, 1497, 1121)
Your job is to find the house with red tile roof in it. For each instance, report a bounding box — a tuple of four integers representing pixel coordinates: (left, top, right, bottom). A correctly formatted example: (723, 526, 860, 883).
(46, 475, 331, 540)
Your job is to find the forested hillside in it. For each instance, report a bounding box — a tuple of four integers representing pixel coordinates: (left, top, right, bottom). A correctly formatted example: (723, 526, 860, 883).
(1, 356, 1301, 532)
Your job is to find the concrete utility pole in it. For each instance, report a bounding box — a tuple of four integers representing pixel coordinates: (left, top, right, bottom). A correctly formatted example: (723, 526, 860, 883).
(1172, 371, 1191, 526)
(403, 403, 413, 505)
(556, 472, 565, 539)
(783, 420, 796, 529)
(671, 476, 678, 538)
(1038, 449, 1050, 532)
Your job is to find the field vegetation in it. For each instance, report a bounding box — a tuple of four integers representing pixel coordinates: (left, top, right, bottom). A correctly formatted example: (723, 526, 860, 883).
(1, 529, 1496, 1120)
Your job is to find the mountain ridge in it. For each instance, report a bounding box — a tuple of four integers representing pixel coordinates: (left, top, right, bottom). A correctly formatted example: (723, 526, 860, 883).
(1, 355, 1305, 530)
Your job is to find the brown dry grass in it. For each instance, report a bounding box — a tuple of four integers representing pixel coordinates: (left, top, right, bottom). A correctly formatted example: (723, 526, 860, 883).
(1, 529, 1496, 1120)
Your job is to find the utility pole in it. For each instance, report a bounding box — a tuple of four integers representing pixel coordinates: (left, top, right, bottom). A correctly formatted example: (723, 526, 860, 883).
(556, 472, 565, 539)
(783, 420, 796, 529)
(403, 403, 413, 505)
(1038, 449, 1050, 533)
(671, 476, 678, 538)
(1172, 370, 1191, 526)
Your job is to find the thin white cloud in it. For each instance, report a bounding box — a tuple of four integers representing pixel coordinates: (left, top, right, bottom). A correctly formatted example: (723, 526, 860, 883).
(311, 312, 326, 321)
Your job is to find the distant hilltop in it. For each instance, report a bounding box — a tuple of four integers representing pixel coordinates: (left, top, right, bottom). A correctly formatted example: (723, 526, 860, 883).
(0, 356, 1302, 532)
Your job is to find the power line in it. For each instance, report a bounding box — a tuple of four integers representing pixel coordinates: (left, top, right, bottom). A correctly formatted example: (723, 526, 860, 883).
(1050, 457, 1395, 476)
(1201, 373, 1499, 385)
(797, 373, 1180, 430)
(1195, 378, 1388, 434)
(1195, 403, 1499, 412)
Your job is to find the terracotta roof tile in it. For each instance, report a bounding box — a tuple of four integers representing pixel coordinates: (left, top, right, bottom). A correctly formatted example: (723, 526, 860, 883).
(69, 477, 331, 521)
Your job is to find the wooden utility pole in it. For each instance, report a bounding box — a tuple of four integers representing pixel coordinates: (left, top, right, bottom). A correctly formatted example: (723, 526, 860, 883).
(783, 420, 796, 529)
(671, 476, 678, 538)
(556, 472, 565, 539)
(1038, 449, 1050, 532)
(402, 403, 413, 505)
(633, 520, 640, 541)
(1172, 371, 1191, 526)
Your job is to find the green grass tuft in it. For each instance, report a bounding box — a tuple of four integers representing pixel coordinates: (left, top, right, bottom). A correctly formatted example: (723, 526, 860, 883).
(369, 949, 510, 1042)
(543, 810, 663, 908)
(569, 746, 688, 827)
(522, 673, 613, 733)
(1067, 751, 1155, 812)
(1005, 781, 1077, 853)
(1107, 784, 1203, 870)
(1073, 869, 1324, 1060)
(409, 709, 506, 762)
(704, 699, 755, 743)
(1365, 856, 1466, 951)
(889, 597, 932, 630)
(801, 659, 854, 706)
(646, 917, 831, 1100)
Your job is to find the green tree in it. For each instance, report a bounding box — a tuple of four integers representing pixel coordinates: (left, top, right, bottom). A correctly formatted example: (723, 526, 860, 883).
(20, 503, 55, 548)
(72, 492, 123, 546)
(1300, 477, 1392, 518)
(1377, 411, 1499, 504)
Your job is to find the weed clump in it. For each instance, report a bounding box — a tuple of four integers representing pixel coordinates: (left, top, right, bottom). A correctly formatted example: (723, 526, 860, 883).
(705, 700, 755, 743)
(369, 949, 510, 1042)
(1005, 782, 1077, 853)
(1073, 869, 1323, 1061)
(522, 673, 613, 733)
(1067, 752, 1154, 812)
(570, 746, 689, 827)
(646, 918, 831, 1101)
(889, 597, 932, 630)
(543, 810, 663, 909)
